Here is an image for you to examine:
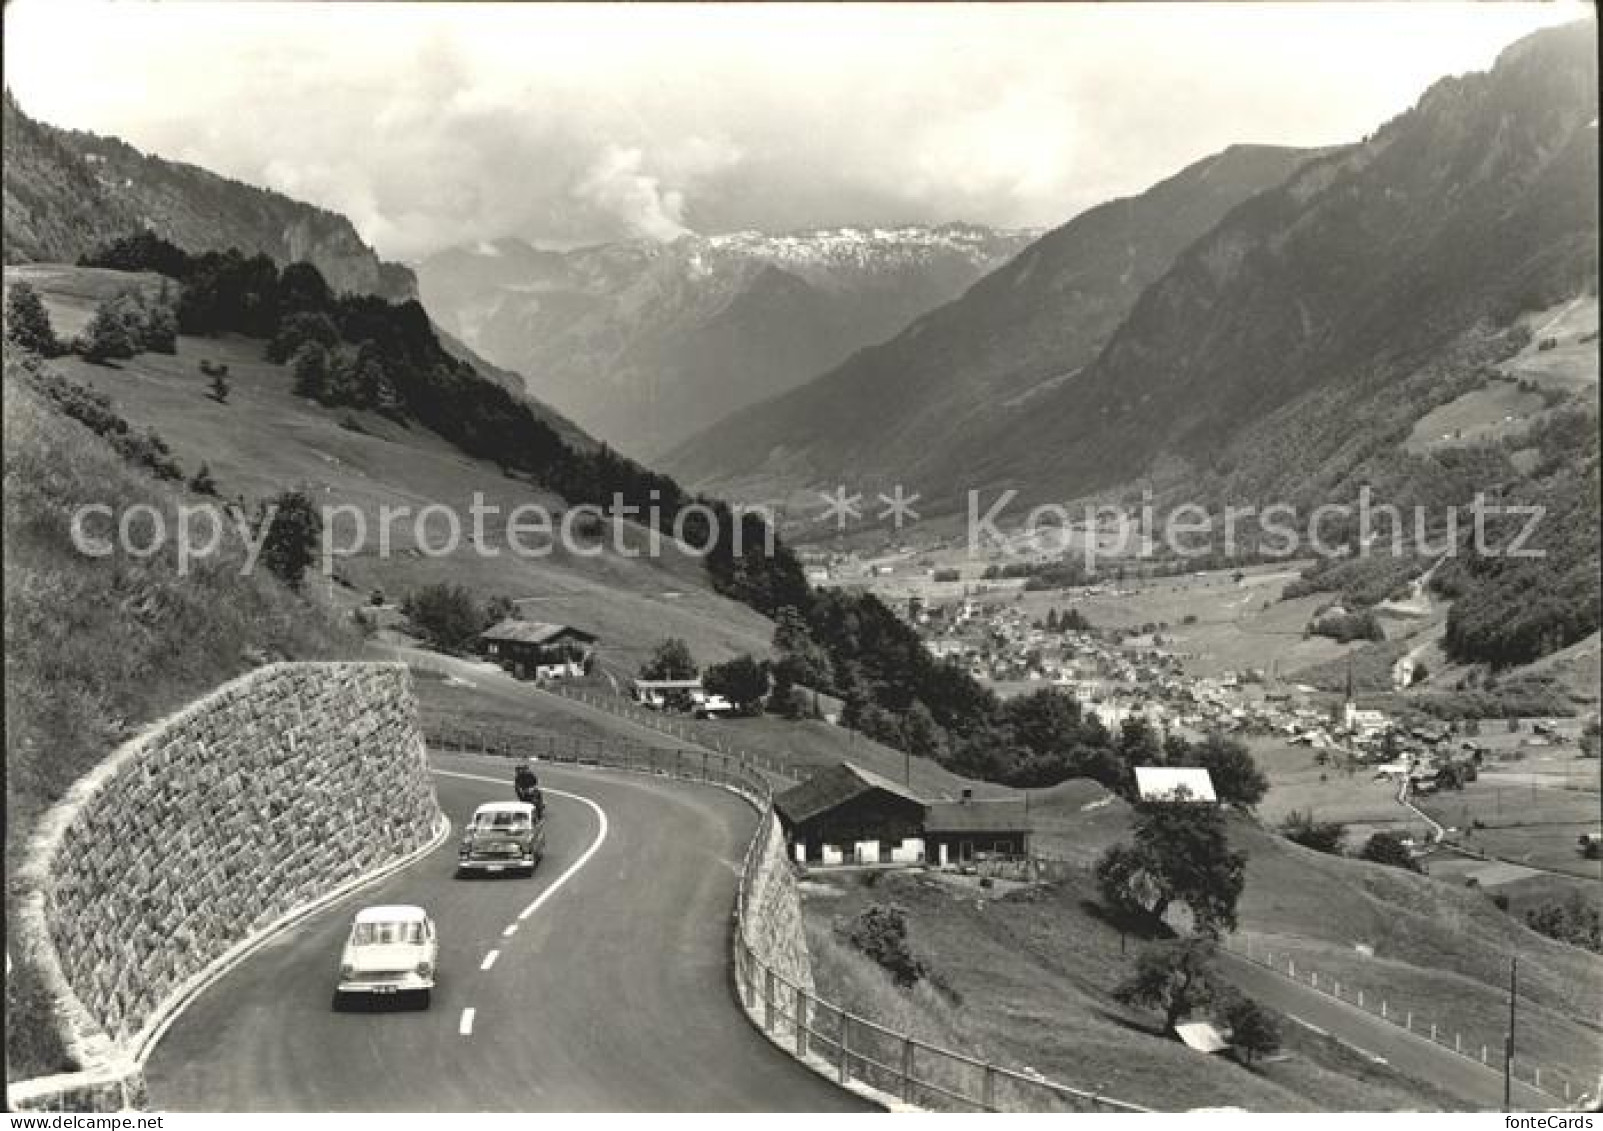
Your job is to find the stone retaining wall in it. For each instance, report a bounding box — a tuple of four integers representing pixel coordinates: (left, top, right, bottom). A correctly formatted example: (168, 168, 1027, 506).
(741, 809, 815, 1002)
(8, 662, 443, 1111)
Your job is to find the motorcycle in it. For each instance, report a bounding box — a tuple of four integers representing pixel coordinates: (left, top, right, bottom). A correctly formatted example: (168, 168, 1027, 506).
(515, 779, 546, 820)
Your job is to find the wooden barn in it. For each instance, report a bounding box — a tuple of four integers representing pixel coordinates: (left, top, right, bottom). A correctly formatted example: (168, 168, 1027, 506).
(774, 763, 928, 866)
(479, 620, 596, 681)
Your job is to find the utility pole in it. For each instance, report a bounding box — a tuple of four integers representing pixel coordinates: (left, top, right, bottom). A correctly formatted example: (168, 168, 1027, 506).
(1504, 954, 1518, 1112)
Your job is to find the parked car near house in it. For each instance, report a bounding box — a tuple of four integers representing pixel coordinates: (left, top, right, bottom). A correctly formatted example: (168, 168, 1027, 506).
(334, 905, 437, 1009)
(457, 800, 545, 876)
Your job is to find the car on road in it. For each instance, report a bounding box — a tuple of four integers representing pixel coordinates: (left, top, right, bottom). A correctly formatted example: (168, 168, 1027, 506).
(457, 800, 545, 876)
(335, 905, 437, 1009)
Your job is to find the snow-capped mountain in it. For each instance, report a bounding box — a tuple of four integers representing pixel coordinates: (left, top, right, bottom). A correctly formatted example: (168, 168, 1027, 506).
(416, 224, 1035, 457)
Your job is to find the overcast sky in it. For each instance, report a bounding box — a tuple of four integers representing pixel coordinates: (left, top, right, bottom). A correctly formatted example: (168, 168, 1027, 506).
(5, 2, 1590, 260)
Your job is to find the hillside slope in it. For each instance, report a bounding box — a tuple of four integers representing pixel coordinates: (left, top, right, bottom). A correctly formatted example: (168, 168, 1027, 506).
(4, 266, 777, 673)
(418, 225, 1036, 457)
(663, 144, 1316, 502)
(2, 346, 359, 1077)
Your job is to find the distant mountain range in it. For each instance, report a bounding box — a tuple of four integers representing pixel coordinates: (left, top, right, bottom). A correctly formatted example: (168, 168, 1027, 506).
(662, 143, 1318, 502)
(416, 225, 1036, 456)
(2, 91, 415, 302)
(668, 21, 1598, 519)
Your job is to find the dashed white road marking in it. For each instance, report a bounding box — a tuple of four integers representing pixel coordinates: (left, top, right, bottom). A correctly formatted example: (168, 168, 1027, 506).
(430, 769, 611, 927)
(502, 924, 518, 938)
(459, 1007, 476, 1036)
(481, 950, 499, 971)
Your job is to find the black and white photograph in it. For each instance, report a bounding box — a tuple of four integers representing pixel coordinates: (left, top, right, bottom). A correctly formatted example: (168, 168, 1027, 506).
(2, 0, 1598, 1118)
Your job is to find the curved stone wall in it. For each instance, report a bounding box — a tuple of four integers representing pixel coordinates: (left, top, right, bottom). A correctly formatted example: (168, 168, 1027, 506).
(9, 661, 443, 1110)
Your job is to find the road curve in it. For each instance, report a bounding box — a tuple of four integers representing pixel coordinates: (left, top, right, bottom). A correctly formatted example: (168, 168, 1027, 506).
(1219, 953, 1553, 1111)
(144, 753, 870, 1111)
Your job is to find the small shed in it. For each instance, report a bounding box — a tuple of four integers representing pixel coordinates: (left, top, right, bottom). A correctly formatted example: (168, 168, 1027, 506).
(923, 793, 1032, 865)
(480, 620, 596, 680)
(775, 762, 928, 866)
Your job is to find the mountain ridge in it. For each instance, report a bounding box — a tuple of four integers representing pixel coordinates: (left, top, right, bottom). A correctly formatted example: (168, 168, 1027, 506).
(417, 223, 1038, 457)
(3, 92, 415, 302)
(661, 143, 1322, 501)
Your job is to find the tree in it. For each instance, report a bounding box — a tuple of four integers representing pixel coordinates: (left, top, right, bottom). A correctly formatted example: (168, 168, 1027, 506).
(277, 261, 333, 315)
(269, 310, 341, 364)
(402, 583, 489, 653)
(140, 300, 178, 354)
(1524, 893, 1601, 953)
(82, 298, 138, 362)
(704, 654, 770, 715)
(1279, 809, 1346, 855)
(901, 701, 945, 760)
(1096, 801, 1247, 936)
(640, 637, 696, 680)
(771, 605, 834, 694)
(188, 463, 218, 497)
(291, 341, 331, 400)
(255, 489, 322, 590)
(1190, 733, 1269, 809)
(1359, 831, 1421, 873)
(1218, 994, 1282, 1065)
(4, 282, 60, 356)
(1114, 940, 1216, 1031)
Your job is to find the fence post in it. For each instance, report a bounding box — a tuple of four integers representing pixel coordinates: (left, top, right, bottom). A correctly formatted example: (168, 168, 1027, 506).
(1406, 1011, 1412, 1031)
(982, 1064, 997, 1112)
(1480, 1045, 1487, 1065)
(1357, 989, 1364, 1009)
(901, 1036, 915, 1103)
(764, 969, 775, 1032)
(1289, 958, 1296, 978)
(839, 1009, 851, 1084)
(1456, 1033, 1462, 1054)
(796, 987, 809, 1057)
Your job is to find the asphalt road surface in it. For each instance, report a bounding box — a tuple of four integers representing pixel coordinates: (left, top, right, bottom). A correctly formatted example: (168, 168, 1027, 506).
(1219, 953, 1555, 1111)
(144, 753, 870, 1111)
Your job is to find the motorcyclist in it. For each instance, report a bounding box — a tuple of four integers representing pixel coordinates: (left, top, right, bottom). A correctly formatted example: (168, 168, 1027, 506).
(514, 759, 544, 819)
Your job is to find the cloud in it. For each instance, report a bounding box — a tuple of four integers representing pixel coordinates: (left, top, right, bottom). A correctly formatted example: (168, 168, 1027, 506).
(3, 1, 1589, 259)
(572, 140, 740, 242)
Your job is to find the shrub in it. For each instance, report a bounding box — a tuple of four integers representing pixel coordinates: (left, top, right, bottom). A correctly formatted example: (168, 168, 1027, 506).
(401, 582, 492, 654)
(1359, 831, 1421, 873)
(188, 462, 219, 497)
(1279, 809, 1346, 855)
(81, 297, 139, 363)
(844, 903, 926, 987)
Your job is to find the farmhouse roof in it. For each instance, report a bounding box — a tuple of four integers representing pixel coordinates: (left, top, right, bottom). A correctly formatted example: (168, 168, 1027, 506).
(774, 762, 926, 826)
(1134, 766, 1218, 804)
(923, 798, 1031, 834)
(1174, 1022, 1230, 1054)
(480, 619, 596, 645)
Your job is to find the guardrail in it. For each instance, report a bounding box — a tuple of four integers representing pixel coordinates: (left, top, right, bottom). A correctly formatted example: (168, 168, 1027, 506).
(426, 717, 1149, 1113)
